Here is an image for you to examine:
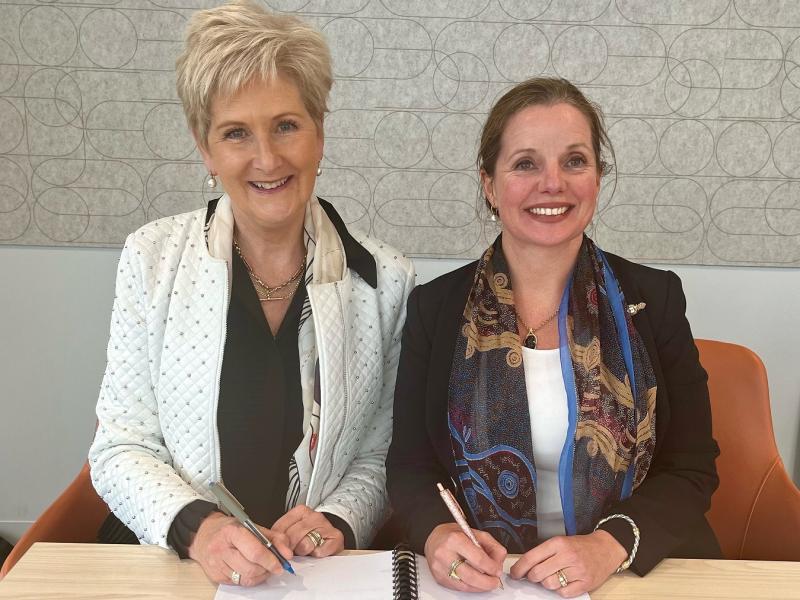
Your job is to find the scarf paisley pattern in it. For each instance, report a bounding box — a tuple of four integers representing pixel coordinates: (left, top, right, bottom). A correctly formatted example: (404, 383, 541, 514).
(448, 235, 657, 553)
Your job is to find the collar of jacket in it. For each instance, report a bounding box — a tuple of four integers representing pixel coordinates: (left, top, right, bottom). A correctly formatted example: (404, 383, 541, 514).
(204, 195, 377, 289)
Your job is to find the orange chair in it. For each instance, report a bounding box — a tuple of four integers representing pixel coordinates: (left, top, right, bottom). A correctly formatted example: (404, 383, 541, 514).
(697, 338, 800, 561)
(0, 461, 109, 578)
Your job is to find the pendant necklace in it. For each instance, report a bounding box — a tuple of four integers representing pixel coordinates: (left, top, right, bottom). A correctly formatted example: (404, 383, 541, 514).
(517, 306, 560, 350)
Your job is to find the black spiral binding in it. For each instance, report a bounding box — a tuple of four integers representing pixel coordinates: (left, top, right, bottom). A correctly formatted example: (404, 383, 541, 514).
(392, 544, 419, 599)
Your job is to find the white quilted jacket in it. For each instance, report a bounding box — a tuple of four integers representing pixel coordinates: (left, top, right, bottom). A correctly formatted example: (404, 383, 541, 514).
(88, 197, 414, 550)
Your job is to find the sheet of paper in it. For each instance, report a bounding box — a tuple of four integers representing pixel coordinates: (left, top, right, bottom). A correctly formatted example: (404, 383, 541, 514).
(214, 551, 591, 599)
(417, 556, 591, 599)
(214, 552, 394, 600)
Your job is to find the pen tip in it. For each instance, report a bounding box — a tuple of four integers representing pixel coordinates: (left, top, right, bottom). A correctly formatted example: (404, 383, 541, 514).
(286, 564, 296, 575)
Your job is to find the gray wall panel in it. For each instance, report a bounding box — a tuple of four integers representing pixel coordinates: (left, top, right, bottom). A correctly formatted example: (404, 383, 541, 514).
(0, 0, 798, 266)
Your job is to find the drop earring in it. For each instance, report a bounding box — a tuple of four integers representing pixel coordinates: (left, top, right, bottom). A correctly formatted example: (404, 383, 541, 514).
(205, 173, 217, 189)
(483, 185, 499, 223)
(316, 164, 322, 177)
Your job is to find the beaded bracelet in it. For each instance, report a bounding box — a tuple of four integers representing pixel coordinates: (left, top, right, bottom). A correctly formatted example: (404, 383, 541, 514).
(594, 513, 640, 573)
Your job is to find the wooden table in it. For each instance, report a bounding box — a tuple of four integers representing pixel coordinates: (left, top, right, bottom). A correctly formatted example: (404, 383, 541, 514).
(0, 543, 799, 599)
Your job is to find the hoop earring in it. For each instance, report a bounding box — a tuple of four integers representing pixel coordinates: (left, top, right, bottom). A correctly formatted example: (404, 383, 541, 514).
(205, 173, 217, 189)
(316, 164, 322, 177)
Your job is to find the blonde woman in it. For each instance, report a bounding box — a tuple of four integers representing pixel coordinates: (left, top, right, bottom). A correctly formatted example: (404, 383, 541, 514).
(89, 0, 414, 587)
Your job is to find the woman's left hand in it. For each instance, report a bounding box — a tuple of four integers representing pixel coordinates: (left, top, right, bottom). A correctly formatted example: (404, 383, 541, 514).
(271, 505, 345, 558)
(510, 530, 628, 598)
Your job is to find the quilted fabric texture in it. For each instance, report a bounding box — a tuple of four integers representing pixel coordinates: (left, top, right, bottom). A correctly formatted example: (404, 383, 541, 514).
(89, 206, 414, 549)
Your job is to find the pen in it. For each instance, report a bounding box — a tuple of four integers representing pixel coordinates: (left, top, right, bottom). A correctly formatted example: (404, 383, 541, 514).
(437, 482, 503, 590)
(209, 481, 296, 575)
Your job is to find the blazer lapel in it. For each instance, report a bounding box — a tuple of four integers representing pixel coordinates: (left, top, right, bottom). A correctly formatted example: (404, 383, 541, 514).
(604, 254, 670, 453)
(428, 269, 475, 474)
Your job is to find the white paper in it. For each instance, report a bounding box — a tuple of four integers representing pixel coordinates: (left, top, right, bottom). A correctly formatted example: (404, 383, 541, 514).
(215, 553, 394, 600)
(214, 552, 591, 600)
(417, 556, 591, 599)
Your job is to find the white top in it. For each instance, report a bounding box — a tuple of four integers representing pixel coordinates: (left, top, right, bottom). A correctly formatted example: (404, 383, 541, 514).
(523, 347, 568, 539)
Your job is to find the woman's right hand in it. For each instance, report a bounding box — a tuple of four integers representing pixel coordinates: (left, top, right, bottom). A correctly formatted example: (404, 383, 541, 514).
(188, 512, 294, 587)
(424, 523, 507, 592)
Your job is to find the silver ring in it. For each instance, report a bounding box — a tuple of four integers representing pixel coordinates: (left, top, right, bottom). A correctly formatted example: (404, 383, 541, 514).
(230, 570, 241, 585)
(448, 558, 466, 581)
(305, 529, 324, 548)
(556, 569, 568, 588)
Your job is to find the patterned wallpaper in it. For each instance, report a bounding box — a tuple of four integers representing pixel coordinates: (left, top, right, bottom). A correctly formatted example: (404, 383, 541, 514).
(1, 0, 799, 266)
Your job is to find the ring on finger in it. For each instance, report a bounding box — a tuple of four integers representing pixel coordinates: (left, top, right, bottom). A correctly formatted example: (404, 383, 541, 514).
(230, 570, 241, 586)
(448, 558, 467, 581)
(556, 569, 568, 588)
(305, 529, 324, 548)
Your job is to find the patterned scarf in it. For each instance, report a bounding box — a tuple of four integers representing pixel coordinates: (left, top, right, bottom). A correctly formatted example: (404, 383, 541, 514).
(448, 235, 657, 553)
(286, 197, 347, 510)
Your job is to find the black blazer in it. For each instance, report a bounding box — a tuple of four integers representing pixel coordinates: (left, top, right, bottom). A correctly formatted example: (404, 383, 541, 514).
(386, 253, 721, 576)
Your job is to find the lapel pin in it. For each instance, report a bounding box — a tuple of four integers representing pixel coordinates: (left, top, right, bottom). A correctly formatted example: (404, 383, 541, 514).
(627, 302, 646, 315)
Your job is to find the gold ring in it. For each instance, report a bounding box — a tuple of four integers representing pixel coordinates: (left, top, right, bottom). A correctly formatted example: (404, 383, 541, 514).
(448, 558, 467, 581)
(305, 529, 324, 548)
(556, 569, 568, 588)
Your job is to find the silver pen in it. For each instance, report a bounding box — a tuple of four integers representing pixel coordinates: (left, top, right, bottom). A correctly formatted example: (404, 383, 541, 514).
(209, 481, 296, 575)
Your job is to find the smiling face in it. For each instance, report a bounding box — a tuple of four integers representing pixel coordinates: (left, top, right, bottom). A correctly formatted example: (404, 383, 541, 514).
(198, 75, 323, 235)
(482, 102, 601, 255)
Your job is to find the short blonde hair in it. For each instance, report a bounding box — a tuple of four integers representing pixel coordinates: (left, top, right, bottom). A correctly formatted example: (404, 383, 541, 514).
(176, 0, 332, 147)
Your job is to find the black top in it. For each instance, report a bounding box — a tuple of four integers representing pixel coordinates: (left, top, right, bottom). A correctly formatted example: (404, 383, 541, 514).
(386, 253, 722, 576)
(167, 247, 306, 555)
(218, 247, 306, 523)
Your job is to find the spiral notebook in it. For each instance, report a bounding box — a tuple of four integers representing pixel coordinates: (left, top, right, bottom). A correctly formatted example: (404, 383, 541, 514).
(214, 545, 589, 599)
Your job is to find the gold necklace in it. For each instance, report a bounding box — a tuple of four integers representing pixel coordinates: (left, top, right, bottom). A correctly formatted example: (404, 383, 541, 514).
(250, 275, 302, 302)
(234, 240, 306, 302)
(517, 307, 560, 350)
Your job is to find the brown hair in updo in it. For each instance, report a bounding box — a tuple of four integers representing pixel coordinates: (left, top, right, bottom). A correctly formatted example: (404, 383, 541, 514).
(478, 77, 613, 211)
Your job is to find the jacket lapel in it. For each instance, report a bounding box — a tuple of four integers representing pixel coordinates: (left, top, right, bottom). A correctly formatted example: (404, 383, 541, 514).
(603, 254, 670, 453)
(428, 268, 475, 476)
